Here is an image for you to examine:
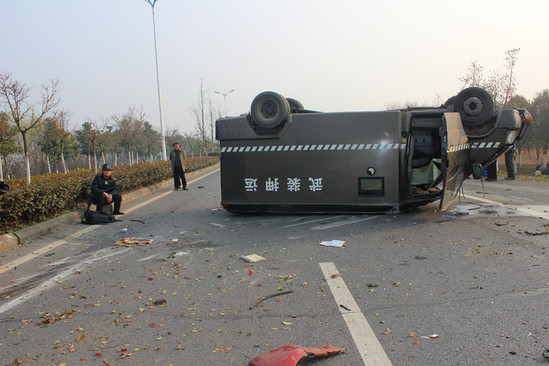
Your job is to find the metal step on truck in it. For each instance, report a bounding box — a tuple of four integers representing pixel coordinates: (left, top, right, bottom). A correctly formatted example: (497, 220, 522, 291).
(216, 87, 531, 213)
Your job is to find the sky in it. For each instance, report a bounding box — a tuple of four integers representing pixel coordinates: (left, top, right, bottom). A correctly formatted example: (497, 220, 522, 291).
(1, 0, 548, 134)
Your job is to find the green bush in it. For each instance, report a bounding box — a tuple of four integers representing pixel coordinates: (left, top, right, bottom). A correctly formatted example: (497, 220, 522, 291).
(0, 157, 218, 232)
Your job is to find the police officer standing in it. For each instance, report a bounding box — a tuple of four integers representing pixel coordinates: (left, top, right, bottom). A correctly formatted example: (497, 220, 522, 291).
(170, 142, 188, 191)
(91, 164, 123, 215)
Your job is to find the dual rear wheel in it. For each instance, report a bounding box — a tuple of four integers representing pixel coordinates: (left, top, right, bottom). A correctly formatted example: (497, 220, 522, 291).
(250, 92, 303, 129)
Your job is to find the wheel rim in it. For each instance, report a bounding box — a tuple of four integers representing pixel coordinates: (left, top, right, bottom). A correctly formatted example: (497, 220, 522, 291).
(462, 96, 484, 117)
(259, 99, 279, 120)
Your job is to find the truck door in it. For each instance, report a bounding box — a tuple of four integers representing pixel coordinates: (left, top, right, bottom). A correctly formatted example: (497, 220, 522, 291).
(439, 113, 470, 211)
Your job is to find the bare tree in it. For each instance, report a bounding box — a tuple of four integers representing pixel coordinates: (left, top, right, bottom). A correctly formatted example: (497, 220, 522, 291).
(189, 79, 210, 152)
(0, 73, 60, 184)
(458, 60, 484, 89)
(458, 49, 520, 108)
(76, 121, 99, 170)
(0, 111, 23, 181)
(502, 48, 520, 107)
(143, 121, 161, 161)
(52, 110, 71, 173)
(529, 90, 549, 167)
(113, 106, 146, 166)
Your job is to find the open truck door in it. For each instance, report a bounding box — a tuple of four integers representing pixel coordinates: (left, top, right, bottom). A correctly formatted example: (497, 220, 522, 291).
(439, 112, 470, 211)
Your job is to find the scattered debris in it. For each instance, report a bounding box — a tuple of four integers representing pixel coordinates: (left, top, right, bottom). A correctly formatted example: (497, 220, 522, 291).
(339, 304, 351, 311)
(420, 334, 439, 339)
(319, 240, 346, 247)
(494, 222, 507, 226)
(153, 299, 166, 306)
(114, 238, 152, 247)
(37, 309, 75, 325)
(120, 228, 128, 233)
(528, 332, 549, 360)
(241, 254, 266, 263)
(523, 230, 548, 236)
(172, 239, 179, 243)
(130, 219, 146, 224)
(248, 344, 344, 366)
(455, 210, 469, 215)
(198, 186, 205, 189)
(250, 290, 294, 310)
(443, 215, 456, 219)
(210, 208, 223, 211)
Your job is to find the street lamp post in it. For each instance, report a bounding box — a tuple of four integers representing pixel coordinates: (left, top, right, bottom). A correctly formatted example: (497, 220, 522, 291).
(145, 0, 167, 160)
(214, 89, 235, 117)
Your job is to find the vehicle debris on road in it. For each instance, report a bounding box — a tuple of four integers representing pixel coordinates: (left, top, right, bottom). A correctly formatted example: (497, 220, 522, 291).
(114, 238, 152, 247)
(248, 344, 344, 366)
(319, 240, 346, 247)
(241, 254, 266, 263)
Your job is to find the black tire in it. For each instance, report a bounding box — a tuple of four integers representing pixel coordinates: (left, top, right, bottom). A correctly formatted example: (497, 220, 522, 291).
(250, 91, 290, 129)
(286, 98, 304, 113)
(454, 87, 494, 126)
(444, 96, 456, 107)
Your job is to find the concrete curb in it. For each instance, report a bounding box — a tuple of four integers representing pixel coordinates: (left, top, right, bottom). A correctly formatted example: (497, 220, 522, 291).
(0, 164, 219, 252)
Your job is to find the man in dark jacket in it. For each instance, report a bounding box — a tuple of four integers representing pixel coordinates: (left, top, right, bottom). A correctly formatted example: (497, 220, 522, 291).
(91, 164, 123, 215)
(169, 143, 187, 191)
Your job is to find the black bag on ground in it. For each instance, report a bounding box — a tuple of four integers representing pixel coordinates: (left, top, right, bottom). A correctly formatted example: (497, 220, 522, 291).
(0, 181, 9, 195)
(81, 208, 117, 225)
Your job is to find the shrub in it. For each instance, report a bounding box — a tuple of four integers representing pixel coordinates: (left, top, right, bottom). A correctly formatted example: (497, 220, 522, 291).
(0, 157, 218, 232)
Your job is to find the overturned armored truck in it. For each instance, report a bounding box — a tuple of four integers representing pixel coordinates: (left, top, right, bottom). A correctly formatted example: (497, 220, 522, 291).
(216, 87, 531, 213)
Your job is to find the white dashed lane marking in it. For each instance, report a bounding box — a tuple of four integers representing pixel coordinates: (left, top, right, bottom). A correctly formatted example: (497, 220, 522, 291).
(320, 262, 393, 365)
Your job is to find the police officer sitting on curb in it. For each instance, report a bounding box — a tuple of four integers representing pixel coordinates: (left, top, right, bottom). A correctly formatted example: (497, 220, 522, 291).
(91, 164, 124, 215)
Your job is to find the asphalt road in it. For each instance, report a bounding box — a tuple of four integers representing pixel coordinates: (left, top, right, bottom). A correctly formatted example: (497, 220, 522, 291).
(1, 169, 548, 366)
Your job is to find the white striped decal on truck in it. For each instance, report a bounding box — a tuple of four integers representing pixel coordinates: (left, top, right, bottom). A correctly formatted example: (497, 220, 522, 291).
(221, 143, 407, 153)
(220, 141, 502, 154)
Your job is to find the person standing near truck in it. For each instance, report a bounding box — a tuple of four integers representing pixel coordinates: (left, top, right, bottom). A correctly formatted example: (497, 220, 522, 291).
(170, 142, 187, 191)
(505, 143, 516, 180)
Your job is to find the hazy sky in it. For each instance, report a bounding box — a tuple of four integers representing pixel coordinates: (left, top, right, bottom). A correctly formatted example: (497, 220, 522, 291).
(1, 0, 548, 134)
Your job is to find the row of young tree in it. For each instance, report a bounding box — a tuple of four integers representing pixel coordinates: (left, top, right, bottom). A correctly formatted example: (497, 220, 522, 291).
(458, 49, 549, 168)
(0, 73, 220, 183)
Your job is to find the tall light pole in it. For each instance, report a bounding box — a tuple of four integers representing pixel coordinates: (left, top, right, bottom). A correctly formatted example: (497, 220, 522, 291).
(214, 89, 235, 117)
(145, 0, 167, 160)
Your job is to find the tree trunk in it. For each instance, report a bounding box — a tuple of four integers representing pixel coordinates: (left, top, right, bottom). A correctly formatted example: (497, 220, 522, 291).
(20, 131, 32, 184)
(46, 153, 52, 174)
(114, 152, 118, 166)
(0, 157, 3, 181)
(88, 148, 91, 169)
(61, 153, 67, 173)
(101, 152, 106, 165)
(93, 145, 98, 170)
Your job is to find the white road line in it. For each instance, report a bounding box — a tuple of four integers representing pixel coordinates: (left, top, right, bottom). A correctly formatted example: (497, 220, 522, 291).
(312, 216, 377, 230)
(0, 226, 97, 275)
(320, 262, 393, 365)
(137, 254, 160, 262)
(0, 168, 220, 274)
(465, 195, 549, 221)
(0, 247, 129, 315)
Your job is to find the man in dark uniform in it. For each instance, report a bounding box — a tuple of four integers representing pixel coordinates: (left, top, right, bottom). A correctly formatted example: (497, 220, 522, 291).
(170, 142, 187, 191)
(91, 164, 123, 215)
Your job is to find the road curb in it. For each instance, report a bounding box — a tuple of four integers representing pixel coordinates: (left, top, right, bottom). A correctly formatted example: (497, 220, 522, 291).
(0, 164, 219, 252)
